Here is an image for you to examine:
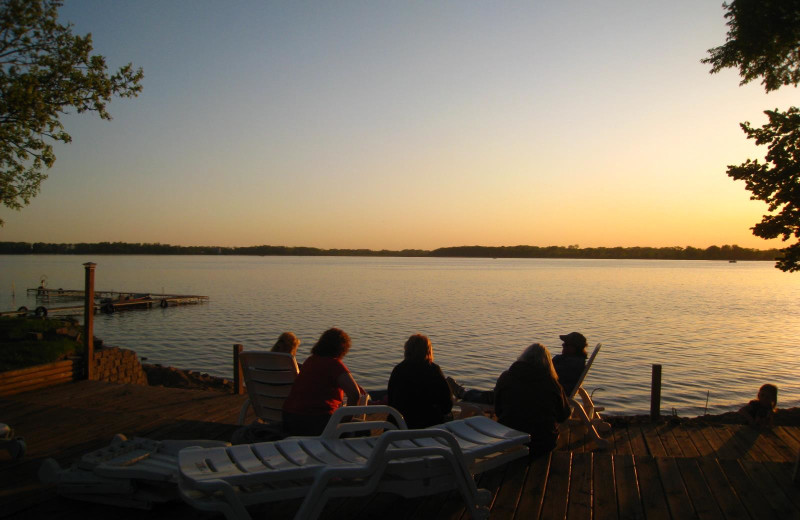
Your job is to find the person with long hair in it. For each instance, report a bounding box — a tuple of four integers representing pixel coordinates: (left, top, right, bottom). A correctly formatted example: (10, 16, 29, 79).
(282, 328, 365, 436)
(494, 343, 571, 457)
(387, 334, 453, 429)
(270, 331, 300, 356)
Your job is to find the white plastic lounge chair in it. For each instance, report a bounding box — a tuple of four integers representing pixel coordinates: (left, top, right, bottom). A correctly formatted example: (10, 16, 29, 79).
(0, 423, 25, 460)
(38, 433, 230, 509)
(237, 351, 299, 426)
(178, 405, 530, 520)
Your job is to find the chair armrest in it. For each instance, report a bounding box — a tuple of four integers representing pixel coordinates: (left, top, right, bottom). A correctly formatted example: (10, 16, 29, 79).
(321, 405, 408, 438)
(237, 398, 251, 425)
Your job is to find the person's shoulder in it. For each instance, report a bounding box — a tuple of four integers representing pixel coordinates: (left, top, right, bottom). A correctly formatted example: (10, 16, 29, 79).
(495, 368, 512, 384)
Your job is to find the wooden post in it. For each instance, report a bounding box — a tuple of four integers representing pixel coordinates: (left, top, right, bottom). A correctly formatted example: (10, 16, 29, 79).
(233, 344, 244, 395)
(650, 364, 662, 421)
(83, 262, 96, 380)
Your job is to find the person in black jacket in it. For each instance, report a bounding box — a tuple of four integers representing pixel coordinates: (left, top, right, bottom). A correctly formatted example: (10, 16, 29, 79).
(494, 342, 571, 457)
(388, 334, 453, 429)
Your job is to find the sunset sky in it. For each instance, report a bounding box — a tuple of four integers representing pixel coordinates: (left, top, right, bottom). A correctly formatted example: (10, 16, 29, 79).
(1, 1, 797, 250)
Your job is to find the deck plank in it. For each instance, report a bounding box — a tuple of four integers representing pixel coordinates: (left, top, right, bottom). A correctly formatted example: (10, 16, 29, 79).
(674, 458, 725, 520)
(655, 457, 696, 519)
(593, 452, 618, 520)
(656, 425, 685, 457)
(717, 458, 779, 520)
(700, 424, 742, 460)
(489, 455, 528, 520)
(695, 457, 751, 520)
(756, 429, 797, 461)
(634, 455, 670, 520)
(611, 425, 633, 455)
(738, 459, 799, 518)
(682, 425, 716, 458)
(539, 451, 570, 520)
(514, 453, 550, 520)
(759, 460, 800, 512)
(670, 424, 701, 458)
(640, 424, 668, 458)
(566, 451, 592, 520)
(614, 453, 644, 520)
(720, 425, 769, 462)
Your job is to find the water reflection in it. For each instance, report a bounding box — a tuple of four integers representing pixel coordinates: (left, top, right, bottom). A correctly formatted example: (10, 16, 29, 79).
(1, 255, 798, 416)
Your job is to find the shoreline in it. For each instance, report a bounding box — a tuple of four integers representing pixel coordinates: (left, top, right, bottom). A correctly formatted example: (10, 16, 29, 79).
(142, 363, 800, 426)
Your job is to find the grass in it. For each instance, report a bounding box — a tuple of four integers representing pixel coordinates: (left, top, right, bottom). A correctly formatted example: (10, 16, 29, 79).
(0, 317, 84, 371)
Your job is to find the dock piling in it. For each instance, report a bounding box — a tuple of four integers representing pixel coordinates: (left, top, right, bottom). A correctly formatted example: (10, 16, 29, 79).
(83, 263, 96, 380)
(233, 344, 244, 395)
(650, 364, 662, 421)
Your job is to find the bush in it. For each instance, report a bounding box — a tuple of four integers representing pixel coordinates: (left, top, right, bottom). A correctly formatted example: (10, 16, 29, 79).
(0, 317, 83, 371)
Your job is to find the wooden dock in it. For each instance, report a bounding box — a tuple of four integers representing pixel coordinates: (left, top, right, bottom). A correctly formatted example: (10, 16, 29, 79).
(1, 380, 799, 519)
(1, 290, 209, 318)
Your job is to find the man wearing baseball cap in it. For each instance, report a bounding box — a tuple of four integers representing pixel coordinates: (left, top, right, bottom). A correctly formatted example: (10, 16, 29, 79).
(553, 332, 588, 395)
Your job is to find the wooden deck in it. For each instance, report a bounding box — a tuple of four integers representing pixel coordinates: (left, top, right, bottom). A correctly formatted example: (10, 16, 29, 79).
(1, 380, 799, 519)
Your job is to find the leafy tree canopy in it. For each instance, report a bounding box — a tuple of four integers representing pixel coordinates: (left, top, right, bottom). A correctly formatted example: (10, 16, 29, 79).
(703, 0, 800, 92)
(704, 0, 800, 271)
(0, 0, 142, 224)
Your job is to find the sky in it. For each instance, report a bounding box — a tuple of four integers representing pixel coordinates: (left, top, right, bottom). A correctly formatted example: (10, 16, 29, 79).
(1, 0, 797, 251)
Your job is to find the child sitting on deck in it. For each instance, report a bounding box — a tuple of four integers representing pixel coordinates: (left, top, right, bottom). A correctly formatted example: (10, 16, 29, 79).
(738, 384, 778, 427)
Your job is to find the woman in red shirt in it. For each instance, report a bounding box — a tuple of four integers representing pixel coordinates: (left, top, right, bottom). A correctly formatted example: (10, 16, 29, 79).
(282, 328, 364, 435)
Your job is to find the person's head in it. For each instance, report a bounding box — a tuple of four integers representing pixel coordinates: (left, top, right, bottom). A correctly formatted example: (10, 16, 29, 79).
(311, 327, 351, 358)
(271, 332, 300, 356)
(404, 334, 434, 363)
(518, 342, 559, 381)
(559, 332, 588, 358)
(757, 384, 778, 410)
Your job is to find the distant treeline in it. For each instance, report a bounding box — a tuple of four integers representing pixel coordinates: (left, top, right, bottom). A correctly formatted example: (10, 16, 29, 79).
(0, 241, 781, 261)
(429, 245, 779, 261)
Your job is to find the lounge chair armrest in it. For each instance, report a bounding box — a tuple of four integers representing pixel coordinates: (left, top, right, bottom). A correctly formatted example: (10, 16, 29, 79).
(321, 405, 408, 438)
(237, 398, 251, 425)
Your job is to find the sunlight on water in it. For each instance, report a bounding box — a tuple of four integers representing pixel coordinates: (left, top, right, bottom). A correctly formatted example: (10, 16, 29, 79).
(2, 255, 798, 416)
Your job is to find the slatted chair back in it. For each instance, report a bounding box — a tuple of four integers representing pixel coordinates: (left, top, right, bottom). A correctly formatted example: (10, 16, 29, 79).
(569, 343, 601, 399)
(238, 351, 299, 424)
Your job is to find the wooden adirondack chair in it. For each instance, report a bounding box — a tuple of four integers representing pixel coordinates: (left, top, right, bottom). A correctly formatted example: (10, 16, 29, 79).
(237, 351, 299, 426)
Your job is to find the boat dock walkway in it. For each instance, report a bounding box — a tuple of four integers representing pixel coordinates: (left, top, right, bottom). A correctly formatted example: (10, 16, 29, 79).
(1, 290, 209, 317)
(2, 380, 799, 519)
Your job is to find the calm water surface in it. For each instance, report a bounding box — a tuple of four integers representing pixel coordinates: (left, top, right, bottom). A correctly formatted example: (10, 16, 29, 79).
(2, 255, 798, 416)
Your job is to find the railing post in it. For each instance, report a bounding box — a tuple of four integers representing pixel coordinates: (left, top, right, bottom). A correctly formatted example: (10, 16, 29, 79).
(650, 364, 662, 421)
(233, 344, 244, 395)
(83, 262, 96, 380)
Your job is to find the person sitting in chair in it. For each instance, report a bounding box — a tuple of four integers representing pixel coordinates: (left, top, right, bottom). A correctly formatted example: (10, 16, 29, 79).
(551, 332, 588, 396)
(282, 328, 366, 436)
(271, 331, 300, 356)
(388, 334, 453, 429)
(494, 343, 571, 457)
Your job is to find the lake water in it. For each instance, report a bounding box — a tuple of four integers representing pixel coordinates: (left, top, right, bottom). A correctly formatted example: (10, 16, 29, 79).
(2, 255, 798, 417)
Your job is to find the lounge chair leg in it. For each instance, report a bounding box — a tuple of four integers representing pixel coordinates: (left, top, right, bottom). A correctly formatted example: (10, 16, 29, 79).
(219, 481, 254, 520)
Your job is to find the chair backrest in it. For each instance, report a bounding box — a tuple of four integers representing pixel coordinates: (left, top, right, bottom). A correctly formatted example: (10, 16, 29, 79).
(568, 343, 601, 399)
(239, 351, 299, 423)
